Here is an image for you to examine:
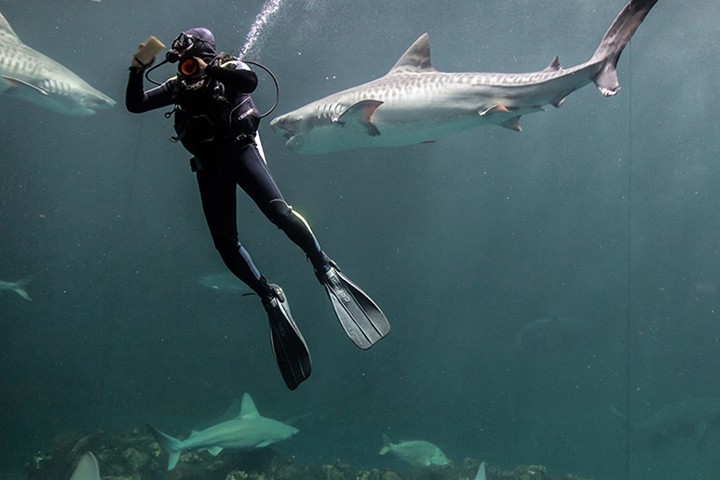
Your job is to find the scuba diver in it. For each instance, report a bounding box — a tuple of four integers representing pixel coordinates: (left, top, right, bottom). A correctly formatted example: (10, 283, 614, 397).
(125, 27, 389, 390)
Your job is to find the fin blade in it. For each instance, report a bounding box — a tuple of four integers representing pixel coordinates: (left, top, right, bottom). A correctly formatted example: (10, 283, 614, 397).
(265, 289, 312, 390)
(321, 267, 390, 349)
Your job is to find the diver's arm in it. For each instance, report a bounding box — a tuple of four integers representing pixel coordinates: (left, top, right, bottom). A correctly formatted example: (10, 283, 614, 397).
(206, 60, 258, 93)
(125, 68, 175, 113)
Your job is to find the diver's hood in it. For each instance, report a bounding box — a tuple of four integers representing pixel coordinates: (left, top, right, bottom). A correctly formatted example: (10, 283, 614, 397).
(182, 27, 217, 60)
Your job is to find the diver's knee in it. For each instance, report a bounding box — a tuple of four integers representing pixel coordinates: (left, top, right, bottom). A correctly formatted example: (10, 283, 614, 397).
(266, 199, 293, 226)
(210, 235, 240, 260)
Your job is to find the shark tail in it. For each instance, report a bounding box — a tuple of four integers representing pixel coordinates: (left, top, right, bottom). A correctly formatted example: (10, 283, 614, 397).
(147, 423, 183, 471)
(11, 276, 33, 301)
(589, 0, 659, 96)
(379, 433, 393, 455)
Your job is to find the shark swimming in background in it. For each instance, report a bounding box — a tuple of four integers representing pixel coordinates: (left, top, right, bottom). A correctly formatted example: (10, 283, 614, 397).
(148, 393, 299, 471)
(270, 0, 659, 154)
(0, 276, 32, 301)
(613, 396, 720, 445)
(0, 11, 115, 115)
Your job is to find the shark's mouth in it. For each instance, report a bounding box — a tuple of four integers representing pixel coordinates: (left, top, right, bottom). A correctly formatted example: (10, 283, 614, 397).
(284, 134, 300, 151)
(276, 130, 300, 151)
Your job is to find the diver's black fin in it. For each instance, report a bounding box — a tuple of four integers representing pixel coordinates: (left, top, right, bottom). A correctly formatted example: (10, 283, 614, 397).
(264, 284, 312, 390)
(319, 265, 390, 349)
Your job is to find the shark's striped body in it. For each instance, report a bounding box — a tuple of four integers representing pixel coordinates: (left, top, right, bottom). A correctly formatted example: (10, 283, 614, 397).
(270, 0, 658, 154)
(0, 12, 115, 115)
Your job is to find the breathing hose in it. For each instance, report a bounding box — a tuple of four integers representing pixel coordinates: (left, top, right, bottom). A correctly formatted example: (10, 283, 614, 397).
(143, 58, 280, 118)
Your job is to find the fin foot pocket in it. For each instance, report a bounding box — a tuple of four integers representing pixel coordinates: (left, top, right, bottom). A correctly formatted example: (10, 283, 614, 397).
(264, 284, 312, 390)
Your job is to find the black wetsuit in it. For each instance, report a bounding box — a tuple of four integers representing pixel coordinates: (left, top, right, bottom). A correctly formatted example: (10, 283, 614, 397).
(126, 60, 329, 299)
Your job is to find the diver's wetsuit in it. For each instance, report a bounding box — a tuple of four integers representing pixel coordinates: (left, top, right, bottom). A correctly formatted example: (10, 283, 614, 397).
(125, 60, 329, 300)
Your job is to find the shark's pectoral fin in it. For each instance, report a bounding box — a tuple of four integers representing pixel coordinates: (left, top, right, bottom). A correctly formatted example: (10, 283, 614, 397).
(479, 104, 511, 117)
(255, 440, 273, 448)
(500, 116, 523, 132)
(13, 287, 32, 301)
(207, 446, 223, 456)
(337, 100, 384, 137)
(1, 75, 49, 96)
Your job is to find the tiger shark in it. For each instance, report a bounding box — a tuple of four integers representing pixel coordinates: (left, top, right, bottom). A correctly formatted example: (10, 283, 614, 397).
(270, 0, 658, 154)
(0, 11, 115, 115)
(148, 393, 298, 471)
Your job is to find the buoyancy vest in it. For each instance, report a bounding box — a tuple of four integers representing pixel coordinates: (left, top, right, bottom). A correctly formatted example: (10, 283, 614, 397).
(170, 57, 260, 156)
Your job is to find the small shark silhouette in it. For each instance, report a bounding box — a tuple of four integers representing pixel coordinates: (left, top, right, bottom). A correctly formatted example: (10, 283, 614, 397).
(148, 393, 299, 470)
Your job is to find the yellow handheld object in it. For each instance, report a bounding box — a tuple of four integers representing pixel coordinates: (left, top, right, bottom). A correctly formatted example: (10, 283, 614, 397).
(135, 35, 165, 65)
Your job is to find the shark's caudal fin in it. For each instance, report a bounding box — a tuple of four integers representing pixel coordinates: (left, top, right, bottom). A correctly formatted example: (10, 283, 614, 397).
(147, 424, 183, 471)
(69, 452, 100, 480)
(590, 0, 659, 96)
(378, 433, 393, 455)
(12, 276, 33, 301)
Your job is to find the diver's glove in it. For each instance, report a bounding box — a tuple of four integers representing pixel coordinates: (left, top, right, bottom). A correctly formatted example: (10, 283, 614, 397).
(130, 42, 155, 71)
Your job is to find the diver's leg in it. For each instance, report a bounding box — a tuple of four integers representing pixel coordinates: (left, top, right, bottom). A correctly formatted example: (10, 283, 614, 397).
(196, 164, 274, 299)
(237, 145, 331, 275)
(236, 144, 390, 349)
(210, 145, 312, 389)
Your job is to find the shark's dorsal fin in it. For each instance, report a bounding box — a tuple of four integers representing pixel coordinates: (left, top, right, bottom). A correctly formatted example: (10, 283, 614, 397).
(239, 392, 260, 418)
(223, 398, 242, 418)
(543, 56, 562, 72)
(69, 452, 100, 480)
(388, 33, 435, 74)
(0, 12, 20, 41)
(474, 462, 488, 480)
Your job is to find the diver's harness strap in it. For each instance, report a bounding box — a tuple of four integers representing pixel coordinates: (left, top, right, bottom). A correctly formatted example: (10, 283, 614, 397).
(189, 134, 257, 172)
